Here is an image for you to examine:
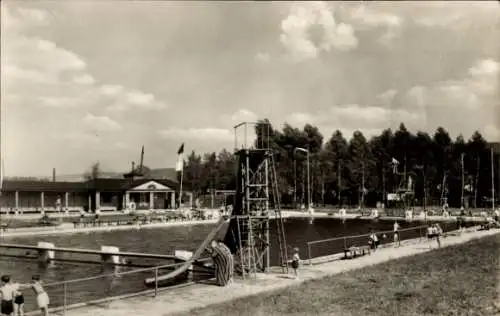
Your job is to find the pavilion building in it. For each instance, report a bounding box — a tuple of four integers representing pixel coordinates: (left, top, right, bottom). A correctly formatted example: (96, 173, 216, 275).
(0, 168, 193, 214)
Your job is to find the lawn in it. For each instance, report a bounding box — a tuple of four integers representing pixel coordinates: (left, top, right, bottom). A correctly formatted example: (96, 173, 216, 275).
(176, 234, 500, 316)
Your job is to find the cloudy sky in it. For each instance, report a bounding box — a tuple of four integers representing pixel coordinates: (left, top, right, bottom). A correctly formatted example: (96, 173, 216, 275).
(2, 1, 499, 177)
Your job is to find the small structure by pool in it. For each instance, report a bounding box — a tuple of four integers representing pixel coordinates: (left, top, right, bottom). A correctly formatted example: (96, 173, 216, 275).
(0, 176, 193, 214)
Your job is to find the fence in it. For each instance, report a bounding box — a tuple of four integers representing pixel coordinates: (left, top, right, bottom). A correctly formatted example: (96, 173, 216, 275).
(305, 221, 467, 265)
(23, 260, 213, 315)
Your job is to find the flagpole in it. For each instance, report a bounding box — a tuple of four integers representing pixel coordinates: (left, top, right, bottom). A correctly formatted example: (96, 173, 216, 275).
(491, 148, 495, 211)
(461, 153, 465, 209)
(176, 143, 184, 209)
(178, 167, 183, 209)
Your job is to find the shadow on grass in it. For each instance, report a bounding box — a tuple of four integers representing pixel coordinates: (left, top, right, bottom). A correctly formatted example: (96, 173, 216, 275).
(173, 234, 500, 316)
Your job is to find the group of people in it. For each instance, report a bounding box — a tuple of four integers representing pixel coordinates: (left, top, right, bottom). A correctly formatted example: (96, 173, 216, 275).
(0, 275, 49, 316)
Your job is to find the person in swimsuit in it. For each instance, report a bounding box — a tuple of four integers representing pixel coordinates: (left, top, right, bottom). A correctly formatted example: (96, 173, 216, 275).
(1, 275, 18, 316)
(427, 225, 436, 249)
(291, 248, 300, 279)
(368, 230, 379, 250)
(13, 288, 23, 316)
(31, 276, 49, 316)
(393, 221, 400, 247)
(434, 223, 443, 248)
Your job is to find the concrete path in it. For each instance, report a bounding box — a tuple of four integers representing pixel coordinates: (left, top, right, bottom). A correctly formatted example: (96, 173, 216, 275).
(53, 228, 499, 316)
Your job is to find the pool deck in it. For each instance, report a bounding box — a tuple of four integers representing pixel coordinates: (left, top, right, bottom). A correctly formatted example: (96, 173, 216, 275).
(54, 228, 500, 316)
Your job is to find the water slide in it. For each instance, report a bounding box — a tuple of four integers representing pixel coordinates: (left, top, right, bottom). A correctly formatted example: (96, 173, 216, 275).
(144, 215, 230, 286)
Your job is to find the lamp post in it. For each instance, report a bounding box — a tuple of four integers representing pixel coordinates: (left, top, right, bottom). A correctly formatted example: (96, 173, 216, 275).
(293, 158, 297, 209)
(414, 165, 427, 222)
(295, 147, 310, 212)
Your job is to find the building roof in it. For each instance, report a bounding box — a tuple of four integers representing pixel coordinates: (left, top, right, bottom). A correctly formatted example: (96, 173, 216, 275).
(1, 180, 88, 192)
(1, 178, 188, 192)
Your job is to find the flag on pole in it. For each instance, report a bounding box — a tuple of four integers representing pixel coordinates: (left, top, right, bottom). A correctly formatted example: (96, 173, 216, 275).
(391, 157, 399, 173)
(175, 143, 185, 172)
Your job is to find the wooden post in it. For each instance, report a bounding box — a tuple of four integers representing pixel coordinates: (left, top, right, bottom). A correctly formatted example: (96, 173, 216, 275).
(15, 191, 19, 210)
(40, 192, 45, 211)
(149, 192, 154, 210)
(95, 191, 101, 212)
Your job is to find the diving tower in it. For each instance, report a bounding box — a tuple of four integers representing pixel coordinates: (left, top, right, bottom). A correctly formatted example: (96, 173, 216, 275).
(223, 121, 288, 278)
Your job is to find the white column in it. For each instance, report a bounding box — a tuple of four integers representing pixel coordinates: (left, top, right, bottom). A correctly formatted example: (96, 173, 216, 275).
(15, 191, 19, 209)
(95, 191, 101, 211)
(125, 192, 130, 207)
(64, 192, 69, 209)
(188, 192, 193, 208)
(149, 191, 154, 210)
(40, 192, 45, 210)
(170, 192, 175, 209)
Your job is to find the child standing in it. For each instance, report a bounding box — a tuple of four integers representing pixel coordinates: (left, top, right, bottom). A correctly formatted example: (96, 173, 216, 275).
(31, 275, 49, 316)
(13, 287, 24, 316)
(393, 221, 400, 247)
(1, 274, 18, 316)
(291, 248, 300, 280)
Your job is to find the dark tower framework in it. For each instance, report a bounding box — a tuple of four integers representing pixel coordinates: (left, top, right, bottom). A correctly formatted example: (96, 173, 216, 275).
(388, 155, 416, 215)
(223, 122, 288, 278)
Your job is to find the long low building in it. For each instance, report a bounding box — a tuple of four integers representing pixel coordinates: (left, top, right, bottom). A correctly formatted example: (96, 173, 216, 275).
(0, 177, 193, 213)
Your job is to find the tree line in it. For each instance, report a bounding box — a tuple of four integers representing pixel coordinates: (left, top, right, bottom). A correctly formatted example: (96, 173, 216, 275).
(182, 121, 499, 209)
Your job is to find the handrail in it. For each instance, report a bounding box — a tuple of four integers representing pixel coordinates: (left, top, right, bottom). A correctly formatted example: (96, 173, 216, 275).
(307, 225, 428, 246)
(44, 258, 209, 287)
(43, 262, 178, 287)
(306, 225, 430, 265)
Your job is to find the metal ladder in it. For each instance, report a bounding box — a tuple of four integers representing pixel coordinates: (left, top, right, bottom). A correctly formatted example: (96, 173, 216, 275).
(236, 216, 258, 278)
(269, 153, 289, 273)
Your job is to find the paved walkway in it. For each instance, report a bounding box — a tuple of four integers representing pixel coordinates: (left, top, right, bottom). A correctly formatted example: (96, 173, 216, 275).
(55, 228, 499, 316)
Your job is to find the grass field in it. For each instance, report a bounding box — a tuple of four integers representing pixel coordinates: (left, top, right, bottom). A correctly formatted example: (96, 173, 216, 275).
(176, 234, 500, 316)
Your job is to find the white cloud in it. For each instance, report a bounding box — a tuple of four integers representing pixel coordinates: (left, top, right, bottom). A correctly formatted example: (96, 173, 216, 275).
(402, 59, 499, 138)
(348, 5, 402, 28)
(126, 91, 154, 105)
(39, 96, 79, 108)
(57, 132, 100, 144)
(285, 112, 316, 127)
(159, 127, 232, 142)
(255, 52, 271, 63)
(345, 4, 403, 46)
(468, 59, 499, 77)
(2, 5, 94, 110)
(3, 65, 57, 84)
(377, 89, 398, 104)
(114, 141, 133, 150)
(280, 2, 358, 61)
(329, 104, 421, 127)
(106, 91, 167, 112)
(1, 6, 49, 32)
(83, 113, 122, 132)
(73, 74, 95, 85)
(230, 109, 258, 123)
(282, 103, 423, 140)
(99, 84, 124, 96)
(412, 2, 500, 30)
(2, 4, 167, 115)
(484, 125, 500, 141)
